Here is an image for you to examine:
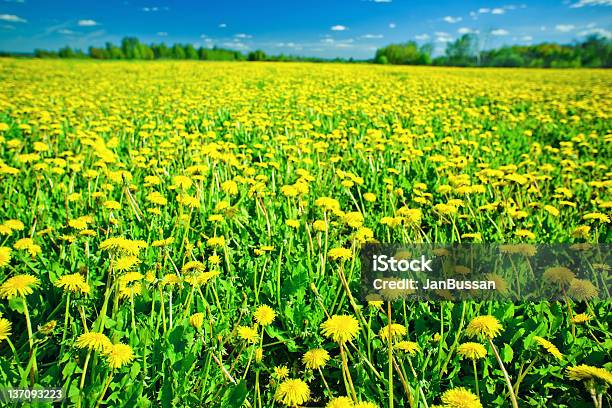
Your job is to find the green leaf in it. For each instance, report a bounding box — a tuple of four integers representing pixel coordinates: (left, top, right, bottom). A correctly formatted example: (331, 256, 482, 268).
(130, 361, 141, 380)
(502, 343, 514, 363)
(8, 297, 24, 314)
(222, 380, 248, 408)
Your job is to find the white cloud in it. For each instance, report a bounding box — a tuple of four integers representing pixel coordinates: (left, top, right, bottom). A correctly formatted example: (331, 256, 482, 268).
(58, 29, 76, 35)
(491, 8, 506, 14)
(540, 26, 547, 31)
(522, 35, 533, 41)
(320, 37, 354, 48)
(435, 31, 453, 42)
(157, 31, 167, 36)
(0, 24, 15, 30)
(570, 0, 612, 8)
(218, 23, 227, 28)
(555, 24, 575, 32)
(578, 27, 611, 38)
(443, 16, 462, 23)
(478, 8, 491, 13)
(78, 19, 99, 26)
(389, 22, 396, 29)
(0, 14, 26, 23)
(235, 33, 252, 39)
(491, 29, 509, 35)
(275, 42, 298, 48)
(370, 0, 392, 2)
(457, 27, 474, 34)
(142, 7, 159, 12)
(331, 25, 347, 31)
(361, 33, 383, 39)
(414, 34, 430, 41)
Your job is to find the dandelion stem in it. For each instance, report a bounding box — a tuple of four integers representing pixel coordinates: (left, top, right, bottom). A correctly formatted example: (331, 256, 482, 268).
(317, 367, 332, 397)
(80, 350, 92, 390)
(388, 301, 394, 408)
(472, 358, 480, 397)
(95, 369, 114, 408)
(488, 338, 518, 408)
(22, 296, 37, 385)
(60, 292, 71, 359)
(340, 343, 357, 402)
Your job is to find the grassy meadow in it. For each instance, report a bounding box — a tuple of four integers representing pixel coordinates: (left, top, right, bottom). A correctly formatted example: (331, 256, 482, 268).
(0, 59, 610, 407)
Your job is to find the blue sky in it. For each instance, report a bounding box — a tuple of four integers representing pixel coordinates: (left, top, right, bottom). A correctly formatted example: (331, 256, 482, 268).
(0, 0, 611, 58)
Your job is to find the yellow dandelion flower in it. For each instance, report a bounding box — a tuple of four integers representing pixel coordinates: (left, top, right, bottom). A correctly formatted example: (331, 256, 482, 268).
(114, 255, 140, 272)
(302, 348, 330, 369)
(582, 212, 610, 223)
(285, 219, 300, 229)
(326, 396, 353, 408)
(543, 267, 575, 286)
(182, 261, 205, 273)
(54, 273, 90, 295)
(395, 341, 420, 356)
(0, 274, 40, 299)
(189, 312, 205, 330)
(273, 365, 289, 380)
(328, 248, 352, 261)
(75, 332, 112, 353)
(571, 225, 591, 239)
(515, 229, 536, 240)
(254, 305, 276, 326)
(355, 402, 378, 408)
(321, 314, 360, 344)
(275, 378, 310, 407)
(363, 193, 376, 202)
(379, 323, 407, 343)
(0, 247, 11, 268)
(103, 200, 121, 210)
(313, 220, 328, 232)
(172, 175, 193, 190)
(570, 313, 591, 325)
(104, 343, 134, 369)
(457, 342, 487, 360)
(38, 320, 57, 335)
(441, 387, 483, 408)
(568, 278, 598, 301)
(221, 180, 239, 195)
(207, 236, 226, 247)
(4, 220, 24, 231)
(466, 315, 503, 340)
(237, 325, 258, 343)
(152, 237, 174, 247)
(161, 274, 181, 287)
(0, 317, 12, 341)
(532, 336, 563, 360)
(567, 365, 612, 384)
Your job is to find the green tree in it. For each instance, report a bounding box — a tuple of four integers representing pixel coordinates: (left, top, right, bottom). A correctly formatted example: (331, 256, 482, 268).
(171, 44, 186, 59)
(374, 41, 430, 65)
(184, 44, 198, 60)
(444, 34, 478, 66)
(248, 49, 267, 61)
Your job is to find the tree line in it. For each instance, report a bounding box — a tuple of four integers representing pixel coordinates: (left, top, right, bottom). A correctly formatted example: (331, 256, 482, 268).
(5, 34, 610, 67)
(28, 37, 339, 62)
(374, 34, 611, 68)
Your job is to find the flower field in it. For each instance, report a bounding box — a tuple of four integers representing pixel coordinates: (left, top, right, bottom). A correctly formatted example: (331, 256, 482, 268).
(0, 59, 610, 407)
